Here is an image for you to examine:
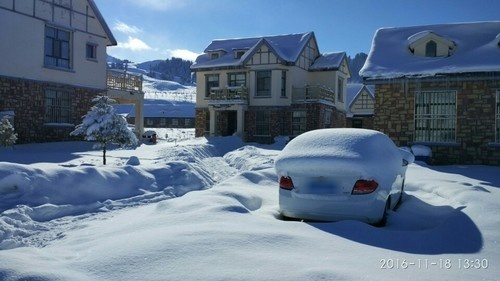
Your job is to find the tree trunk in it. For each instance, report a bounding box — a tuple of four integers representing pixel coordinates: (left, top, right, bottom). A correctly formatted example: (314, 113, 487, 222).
(103, 144, 107, 165)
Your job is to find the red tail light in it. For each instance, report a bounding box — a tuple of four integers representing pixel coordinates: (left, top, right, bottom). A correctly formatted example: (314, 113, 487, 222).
(352, 180, 378, 195)
(279, 176, 294, 190)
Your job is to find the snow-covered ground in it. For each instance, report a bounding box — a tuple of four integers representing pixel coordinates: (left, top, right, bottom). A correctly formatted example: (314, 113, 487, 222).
(0, 131, 499, 281)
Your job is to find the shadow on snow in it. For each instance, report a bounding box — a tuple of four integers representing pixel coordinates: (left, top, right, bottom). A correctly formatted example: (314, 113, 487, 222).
(305, 194, 482, 255)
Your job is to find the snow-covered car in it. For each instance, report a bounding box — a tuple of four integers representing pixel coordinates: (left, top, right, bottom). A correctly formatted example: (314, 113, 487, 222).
(274, 128, 414, 225)
(142, 130, 157, 144)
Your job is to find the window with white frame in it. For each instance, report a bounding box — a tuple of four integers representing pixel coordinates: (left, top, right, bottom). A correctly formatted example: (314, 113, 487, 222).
(228, 73, 246, 87)
(255, 111, 270, 136)
(256, 70, 271, 97)
(86, 43, 97, 60)
(496, 90, 500, 143)
(414, 90, 457, 143)
(205, 74, 219, 97)
(44, 26, 71, 69)
(44, 90, 71, 123)
(425, 40, 437, 57)
(337, 77, 344, 102)
(323, 109, 332, 128)
(281, 71, 287, 97)
(292, 111, 306, 136)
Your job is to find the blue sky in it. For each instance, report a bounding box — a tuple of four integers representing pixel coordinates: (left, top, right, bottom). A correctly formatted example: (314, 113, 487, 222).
(94, 0, 500, 63)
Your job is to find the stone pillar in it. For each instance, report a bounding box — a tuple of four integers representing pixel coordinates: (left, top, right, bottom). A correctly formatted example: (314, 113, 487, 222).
(236, 105, 245, 137)
(134, 94, 144, 136)
(209, 107, 216, 136)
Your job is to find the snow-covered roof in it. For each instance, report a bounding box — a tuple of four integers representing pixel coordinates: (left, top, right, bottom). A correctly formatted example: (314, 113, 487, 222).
(192, 32, 318, 70)
(360, 21, 500, 80)
(113, 101, 195, 119)
(113, 104, 135, 117)
(310, 52, 347, 71)
(346, 83, 374, 108)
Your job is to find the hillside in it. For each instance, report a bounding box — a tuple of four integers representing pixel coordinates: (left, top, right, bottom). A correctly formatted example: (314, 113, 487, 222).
(347, 52, 368, 83)
(107, 55, 194, 85)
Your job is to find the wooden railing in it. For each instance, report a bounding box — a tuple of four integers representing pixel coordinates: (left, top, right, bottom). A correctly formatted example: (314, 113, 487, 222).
(292, 85, 336, 104)
(107, 70, 143, 92)
(208, 86, 248, 104)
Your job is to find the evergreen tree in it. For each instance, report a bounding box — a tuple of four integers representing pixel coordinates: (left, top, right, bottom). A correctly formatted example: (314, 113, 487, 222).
(71, 96, 138, 165)
(0, 116, 17, 147)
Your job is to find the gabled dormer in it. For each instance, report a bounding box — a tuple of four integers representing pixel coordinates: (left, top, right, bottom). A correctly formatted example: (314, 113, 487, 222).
(408, 31, 456, 58)
(233, 48, 248, 59)
(207, 49, 226, 60)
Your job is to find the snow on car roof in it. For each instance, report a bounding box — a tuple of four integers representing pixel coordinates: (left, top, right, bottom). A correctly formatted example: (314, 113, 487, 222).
(274, 128, 404, 178)
(360, 21, 500, 79)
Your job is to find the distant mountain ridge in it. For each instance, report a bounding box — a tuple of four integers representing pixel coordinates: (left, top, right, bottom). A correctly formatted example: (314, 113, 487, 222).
(347, 52, 368, 83)
(107, 55, 194, 85)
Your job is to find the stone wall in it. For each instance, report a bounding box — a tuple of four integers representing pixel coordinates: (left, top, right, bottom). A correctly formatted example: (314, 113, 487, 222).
(195, 103, 347, 143)
(0, 76, 99, 143)
(373, 77, 500, 165)
(245, 103, 345, 143)
(195, 108, 208, 137)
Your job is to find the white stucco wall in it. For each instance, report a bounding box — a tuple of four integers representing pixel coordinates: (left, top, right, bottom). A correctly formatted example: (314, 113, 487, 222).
(0, 1, 110, 90)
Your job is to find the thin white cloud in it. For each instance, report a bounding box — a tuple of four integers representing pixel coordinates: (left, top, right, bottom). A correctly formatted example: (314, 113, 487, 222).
(113, 21, 142, 35)
(127, 0, 187, 11)
(163, 49, 201, 61)
(117, 36, 152, 51)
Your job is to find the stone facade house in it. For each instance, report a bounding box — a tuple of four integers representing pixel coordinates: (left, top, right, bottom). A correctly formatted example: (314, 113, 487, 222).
(346, 83, 374, 129)
(0, 0, 123, 143)
(360, 21, 500, 165)
(191, 32, 351, 143)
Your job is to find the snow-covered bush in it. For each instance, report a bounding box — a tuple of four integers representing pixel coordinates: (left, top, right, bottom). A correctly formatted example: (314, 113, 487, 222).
(71, 96, 138, 165)
(411, 144, 432, 164)
(0, 116, 17, 147)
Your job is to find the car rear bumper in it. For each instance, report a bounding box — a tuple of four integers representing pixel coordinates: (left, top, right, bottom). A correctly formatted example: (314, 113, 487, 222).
(279, 188, 387, 223)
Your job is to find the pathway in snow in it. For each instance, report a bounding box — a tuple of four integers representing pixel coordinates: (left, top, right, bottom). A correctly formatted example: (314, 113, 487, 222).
(0, 136, 259, 250)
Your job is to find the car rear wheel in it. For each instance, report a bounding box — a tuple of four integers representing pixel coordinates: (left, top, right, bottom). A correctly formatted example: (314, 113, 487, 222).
(395, 180, 405, 210)
(374, 198, 391, 227)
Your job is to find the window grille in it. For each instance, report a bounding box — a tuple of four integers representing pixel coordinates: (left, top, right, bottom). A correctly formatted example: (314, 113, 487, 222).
(415, 90, 456, 143)
(292, 111, 306, 136)
(255, 111, 270, 135)
(45, 90, 71, 123)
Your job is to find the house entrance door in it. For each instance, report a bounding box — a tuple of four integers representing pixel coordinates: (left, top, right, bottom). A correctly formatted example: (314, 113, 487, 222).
(225, 111, 237, 136)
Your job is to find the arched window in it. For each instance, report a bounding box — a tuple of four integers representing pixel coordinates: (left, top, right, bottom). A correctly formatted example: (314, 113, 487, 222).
(425, 40, 437, 57)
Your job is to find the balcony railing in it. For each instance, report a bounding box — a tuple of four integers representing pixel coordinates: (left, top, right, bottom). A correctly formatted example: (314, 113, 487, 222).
(107, 70, 143, 92)
(208, 86, 248, 105)
(292, 85, 336, 104)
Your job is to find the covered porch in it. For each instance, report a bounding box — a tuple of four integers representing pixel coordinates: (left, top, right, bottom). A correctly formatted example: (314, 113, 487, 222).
(106, 69, 145, 136)
(207, 104, 247, 138)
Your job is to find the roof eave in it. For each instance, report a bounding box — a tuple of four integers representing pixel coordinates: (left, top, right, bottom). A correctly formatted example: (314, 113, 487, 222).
(88, 0, 117, 46)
